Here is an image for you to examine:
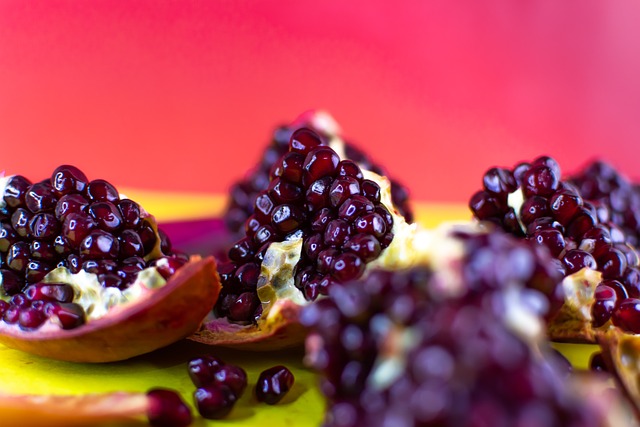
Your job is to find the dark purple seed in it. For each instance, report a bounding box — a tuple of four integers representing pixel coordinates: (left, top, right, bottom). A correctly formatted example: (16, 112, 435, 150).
(332, 252, 364, 282)
(329, 177, 360, 208)
(82, 259, 118, 275)
(304, 233, 324, 260)
(253, 225, 277, 246)
(306, 177, 332, 211)
(213, 365, 248, 397)
(88, 201, 123, 232)
(354, 213, 387, 238)
(117, 199, 142, 229)
(566, 208, 597, 239)
(598, 248, 627, 280)
(3, 175, 32, 208)
(193, 385, 237, 420)
(271, 204, 305, 234)
(336, 160, 364, 180)
(188, 355, 225, 388)
(53, 235, 72, 256)
(254, 193, 276, 223)
(549, 190, 583, 224)
(580, 226, 612, 259)
(255, 365, 295, 405)
(0, 221, 19, 252)
(62, 213, 97, 248)
(589, 352, 608, 372)
(361, 180, 381, 203)
(79, 229, 120, 260)
(85, 179, 119, 202)
(29, 212, 60, 240)
(302, 146, 340, 187)
(25, 259, 54, 284)
(118, 229, 145, 258)
(228, 292, 260, 322)
(24, 283, 74, 303)
(66, 254, 82, 273)
(344, 234, 382, 262)
(317, 248, 339, 274)
(11, 208, 33, 238)
(612, 298, 640, 333)
(147, 388, 193, 427)
(311, 208, 334, 232)
(0, 269, 21, 295)
(228, 237, 255, 264)
(591, 284, 617, 327)
(153, 256, 187, 280)
(268, 178, 303, 204)
(324, 219, 352, 247)
(51, 165, 88, 196)
(6, 242, 30, 273)
(10, 293, 28, 307)
(245, 215, 261, 238)
(18, 306, 47, 330)
(482, 167, 517, 195)
(469, 191, 503, 220)
(338, 196, 375, 222)
(519, 196, 550, 226)
(276, 152, 305, 184)
(0, 300, 8, 318)
(526, 217, 564, 234)
(3, 305, 20, 324)
(294, 265, 314, 290)
(99, 273, 124, 288)
(521, 165, 560, 198)
(562, 250, 596, 274)
(234, 262, 260, 291)
(54, 193, 89, 220)
(25, 182, 58, 213)
(531, 229, 565, 258)
(289, 128, 322, 156)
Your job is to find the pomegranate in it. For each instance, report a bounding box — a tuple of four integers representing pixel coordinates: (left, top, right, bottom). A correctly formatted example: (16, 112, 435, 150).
(301, 227, 627, 426)
(0, 165, 220, 362)
(191, 126, 412, 350)
(223, 110, 413, 236)
(0, 388, 191, 427)
(255, 365, 295, 405)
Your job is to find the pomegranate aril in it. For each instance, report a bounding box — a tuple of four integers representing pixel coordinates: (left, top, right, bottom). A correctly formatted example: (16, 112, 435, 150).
(18, 306, 47, 330)
(597, 248, 627, 280)
(268, 178, 303, 204)
(324, 219, 352, 247)
(344, 234, 381, 262)
(29, 212, 60, 240)
(306, 177, 332, 211)
(562, 250, 596, 275)
(188, 355, 225, 388)
(228, 292, 260, 322)
(25, 259, 54, 284)
(0, 222, 19, 252)
(118, 229, 144, 258)
(24, 283, 74, 303)
(3, 305, 20, 324)
(277, 152, 305, 184)
(213, 364, 248, 397)
(79, 229, 119, 260)
(336, 160, 364, 180)
(0, 269, 22, 295)
(338, 196, 374, 222)
(50, 165, 88, 196)
(302, 146, 340, 187)
(361, 180, 381, 203)
(271, 204, 305, 234)
(138, 220, 158, 254)
(117, 199, 141, 229)
(531, 229, 565, 258)
(482, 167, 517, 195)
(332, 253, 364, 282)
(289, 128, 322, 156)
(612, 298, 640, 333)
(11, 208, 32, 238)
(25, 182, 57, 213)
(329, 176, 360, 208)
(30, 240, 56, 260)
(591, 284, 617, 327)
(228, 238, 255, 264)
(255, 365, 295, 405)
(193, 385, 237, 420)
(54, 193, 89, 220)
(549, 190, 583, 224)
(88, 201, 123, 232)
(62, 213, 97, 248)
(519, 196, 550, 226)
(47, 302, 86, 329)
(3, 175, 32, 209)
(85, 179, 119, 202)
(354, 213, 387, 238)
(146, 388, 192, 427)
(6, 241, 30, 273)
(522, 165, 560, 198)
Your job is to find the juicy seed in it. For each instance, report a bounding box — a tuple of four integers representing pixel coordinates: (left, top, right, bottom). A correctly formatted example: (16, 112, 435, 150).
(255, 365, 295, 405)
(147, 388, 193, 427)
(193, 385, 237, 420)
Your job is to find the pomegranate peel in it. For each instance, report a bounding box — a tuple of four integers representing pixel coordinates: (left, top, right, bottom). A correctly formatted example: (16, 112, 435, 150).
(0, 255, 220, 362)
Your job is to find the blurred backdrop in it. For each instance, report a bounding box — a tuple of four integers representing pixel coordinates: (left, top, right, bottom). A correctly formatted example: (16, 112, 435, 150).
(1, 1, 639, 204)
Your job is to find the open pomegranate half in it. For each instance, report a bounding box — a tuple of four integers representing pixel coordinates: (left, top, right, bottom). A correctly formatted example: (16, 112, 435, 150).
(469, 156, 640, 414)
(191, 122, 413, 350)
(0, 165, 219, 362)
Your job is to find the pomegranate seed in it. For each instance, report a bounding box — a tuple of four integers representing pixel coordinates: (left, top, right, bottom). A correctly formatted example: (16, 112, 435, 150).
(255, 366, 295, 405)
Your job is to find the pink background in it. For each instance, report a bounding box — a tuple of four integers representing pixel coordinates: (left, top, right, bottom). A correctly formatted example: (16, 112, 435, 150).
(1, 1, 640, 204)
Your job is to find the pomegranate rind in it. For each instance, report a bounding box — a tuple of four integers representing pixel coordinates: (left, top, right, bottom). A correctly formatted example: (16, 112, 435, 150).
(597, 329, 640, 419)
(0, 256, 220, 363)
(0, 392, 149, 427)
(190, 298, 307, 350)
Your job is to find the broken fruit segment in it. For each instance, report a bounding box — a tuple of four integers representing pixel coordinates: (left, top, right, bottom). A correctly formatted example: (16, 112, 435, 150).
(0, 389, 191, 427)
(469, 156, 640, 342)
(0, 165, 220, 362)
(301, 230, 625, 427)
(192, 125, 411, 350)
(223, 110, 413, 236)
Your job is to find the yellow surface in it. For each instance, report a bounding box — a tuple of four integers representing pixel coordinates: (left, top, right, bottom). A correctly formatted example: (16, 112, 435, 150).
(0, 193, 597, 426)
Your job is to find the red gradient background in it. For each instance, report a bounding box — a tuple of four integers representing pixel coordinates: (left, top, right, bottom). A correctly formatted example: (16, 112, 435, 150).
(1, 1, 640, 204)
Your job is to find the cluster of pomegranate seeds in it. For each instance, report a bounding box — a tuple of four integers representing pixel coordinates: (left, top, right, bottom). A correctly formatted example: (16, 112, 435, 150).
(255, 365, 295, 405)
(188, 355, 248, 419)
(215, 128, 396, 322)
(469, 156, 640, 333)
(146, 388, 192, 427)
(223, 113, 413, 236)
(0, 165, 184, 330)
(301, 235, 601, 427)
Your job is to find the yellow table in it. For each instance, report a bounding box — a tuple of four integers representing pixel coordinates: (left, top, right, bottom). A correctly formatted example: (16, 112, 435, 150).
(0, 191, 596, 426)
